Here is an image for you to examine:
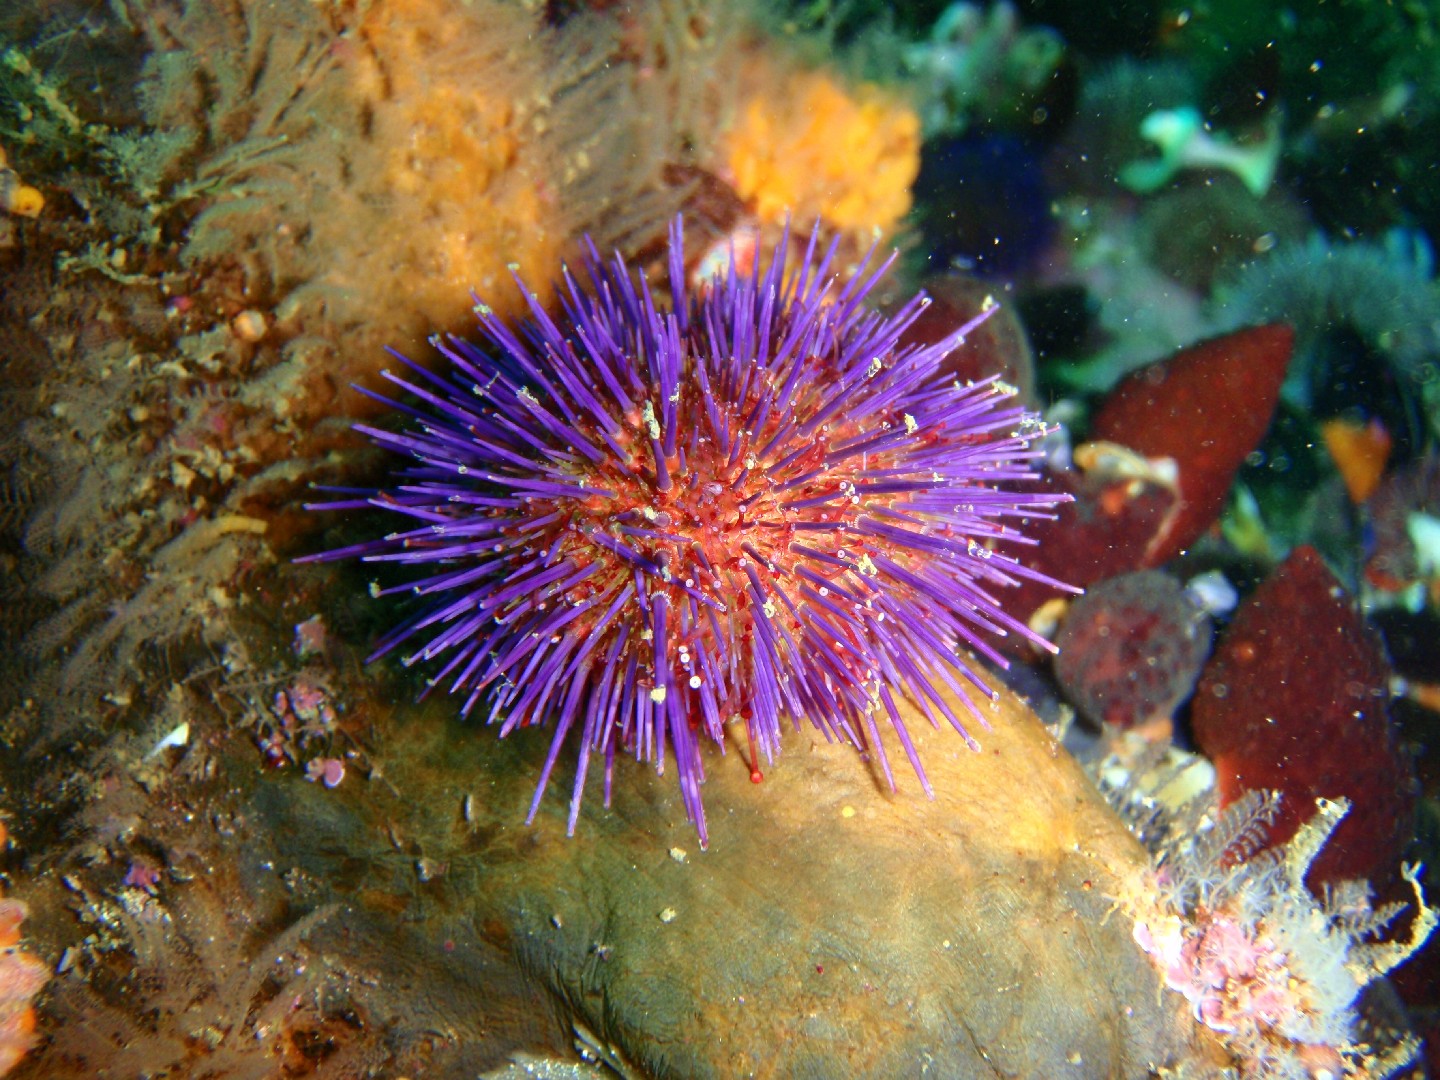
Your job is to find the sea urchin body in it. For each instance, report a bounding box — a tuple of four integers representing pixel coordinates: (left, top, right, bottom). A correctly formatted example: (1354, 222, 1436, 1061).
(302, 219, 1072, 845)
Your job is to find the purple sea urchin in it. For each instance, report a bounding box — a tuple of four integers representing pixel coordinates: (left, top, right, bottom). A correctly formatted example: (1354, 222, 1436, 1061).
(301, 220, 1071, 845)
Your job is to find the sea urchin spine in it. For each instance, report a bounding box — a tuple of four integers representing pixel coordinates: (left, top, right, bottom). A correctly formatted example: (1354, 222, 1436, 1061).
(301, 219, 1072, 846)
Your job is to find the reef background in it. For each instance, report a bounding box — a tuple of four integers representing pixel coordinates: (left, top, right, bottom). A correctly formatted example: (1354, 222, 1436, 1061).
(3, 0, 1440, 1077)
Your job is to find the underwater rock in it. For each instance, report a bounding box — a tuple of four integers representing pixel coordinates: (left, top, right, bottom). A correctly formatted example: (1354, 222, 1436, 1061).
(1090, 323, 1295, 564)
(1192, 546, 1415, 889)
(1054, 569, 1213, 731)
(247, 682, 1199, 1078)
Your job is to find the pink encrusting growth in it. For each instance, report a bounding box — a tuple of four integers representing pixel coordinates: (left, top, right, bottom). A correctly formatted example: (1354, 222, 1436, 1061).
(1126, 791, 1435, 1078)
(301, 218, 1074, 844)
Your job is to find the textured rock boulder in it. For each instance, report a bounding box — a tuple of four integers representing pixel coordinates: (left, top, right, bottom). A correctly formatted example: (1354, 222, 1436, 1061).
(15, 662, 1208, 1078)
(275, 682, 1198, 1078)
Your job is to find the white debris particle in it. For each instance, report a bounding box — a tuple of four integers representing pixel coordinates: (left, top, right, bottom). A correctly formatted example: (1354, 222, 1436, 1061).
(866, 357, 884, 378)
(903, 413, 918, 434)
(659, 907, 678, 923)
(650, 685, 668, 704)
(857, 554, 878, 576)
(642, 400, 661, 439)
(146, 721, 190, 760)
(669, 847, 688, 864)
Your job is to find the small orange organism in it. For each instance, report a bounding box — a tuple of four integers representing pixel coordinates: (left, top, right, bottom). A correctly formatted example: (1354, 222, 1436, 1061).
(721, 62, 919, 240)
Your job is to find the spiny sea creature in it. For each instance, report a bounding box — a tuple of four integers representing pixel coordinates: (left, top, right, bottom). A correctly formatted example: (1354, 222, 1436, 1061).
(301, 219, 1072, 845)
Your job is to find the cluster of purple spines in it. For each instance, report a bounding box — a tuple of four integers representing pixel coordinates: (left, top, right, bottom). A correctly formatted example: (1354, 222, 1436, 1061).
(302, 218, 1070, 846)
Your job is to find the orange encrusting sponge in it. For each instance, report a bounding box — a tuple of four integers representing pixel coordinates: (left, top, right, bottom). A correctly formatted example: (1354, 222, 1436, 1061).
(723, 67, 920, 238)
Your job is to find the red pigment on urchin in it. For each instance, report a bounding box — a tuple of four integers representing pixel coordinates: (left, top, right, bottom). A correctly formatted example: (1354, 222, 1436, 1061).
(526, 357, 1000, 712)
(302, 219, 1072, 844)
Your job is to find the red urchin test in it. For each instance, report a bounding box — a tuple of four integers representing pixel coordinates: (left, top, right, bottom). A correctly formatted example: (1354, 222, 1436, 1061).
(300, 218, 1073, 846)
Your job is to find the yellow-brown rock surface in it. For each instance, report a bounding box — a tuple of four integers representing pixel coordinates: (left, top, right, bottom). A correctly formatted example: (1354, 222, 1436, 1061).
(250, 682, 1198, 1078)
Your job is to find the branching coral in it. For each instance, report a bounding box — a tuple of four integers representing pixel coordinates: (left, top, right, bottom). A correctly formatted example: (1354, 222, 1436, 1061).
(1122, 789, 1434, 1078)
